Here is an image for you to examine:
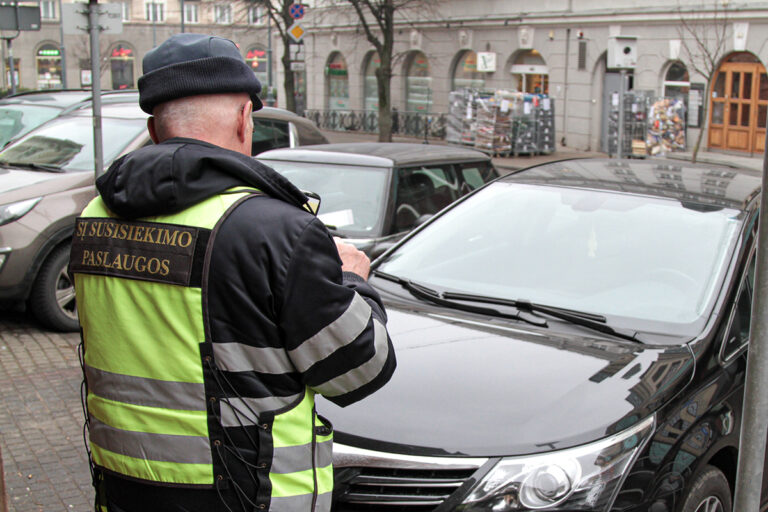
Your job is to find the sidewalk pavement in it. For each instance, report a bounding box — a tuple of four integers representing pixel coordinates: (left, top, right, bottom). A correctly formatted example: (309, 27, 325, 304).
(319, 129, 766, 174)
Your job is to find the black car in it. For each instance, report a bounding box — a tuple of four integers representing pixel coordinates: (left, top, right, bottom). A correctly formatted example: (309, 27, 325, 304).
(258, 142, 498, 257)
(318, 159, 762, 512)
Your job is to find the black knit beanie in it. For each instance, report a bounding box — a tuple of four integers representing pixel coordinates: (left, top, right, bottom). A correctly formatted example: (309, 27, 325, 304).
(138, 33, 263, 114)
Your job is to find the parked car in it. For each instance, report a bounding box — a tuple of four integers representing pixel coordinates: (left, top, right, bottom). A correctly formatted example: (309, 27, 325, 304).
(0, 89, 93, 148)
(319, 158, 762, 512)
(258, 142, 499, 257)
(251, 105, 328, 154)
(0, 91, 326, 331)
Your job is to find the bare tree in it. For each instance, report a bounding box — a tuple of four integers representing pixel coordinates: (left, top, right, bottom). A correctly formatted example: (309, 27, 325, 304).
(345, 0, 439, 142)
(254, 0, 301, 113)
(677, 0, 729, 162)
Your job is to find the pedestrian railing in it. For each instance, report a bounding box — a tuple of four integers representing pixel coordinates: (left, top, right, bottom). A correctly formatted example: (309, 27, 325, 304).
(304, 109, 447, 140)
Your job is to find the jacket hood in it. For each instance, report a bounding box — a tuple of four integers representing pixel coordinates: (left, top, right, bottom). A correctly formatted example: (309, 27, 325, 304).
(96, 137, 308, 218)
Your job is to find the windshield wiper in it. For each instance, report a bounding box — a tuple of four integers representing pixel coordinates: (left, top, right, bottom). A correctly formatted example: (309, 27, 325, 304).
(373, 270, 547, 327)
(373, 270, 640, 343)
(0, 160, 65, 173)
(441, 291, 640, 343)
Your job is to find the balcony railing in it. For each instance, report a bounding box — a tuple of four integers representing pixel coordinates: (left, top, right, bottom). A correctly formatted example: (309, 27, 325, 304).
(304, 109, 447, 140)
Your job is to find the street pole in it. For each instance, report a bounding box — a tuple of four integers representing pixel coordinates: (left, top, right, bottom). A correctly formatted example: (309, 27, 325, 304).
(617, 69, 625, 160)
(58, 0, 68, 88)
(267, 11, 274, 106)
(7, 40, 15, 95)
(88, 0, 104, 180)
(180, 0, 184, 33)
(733, 126, 768, 512)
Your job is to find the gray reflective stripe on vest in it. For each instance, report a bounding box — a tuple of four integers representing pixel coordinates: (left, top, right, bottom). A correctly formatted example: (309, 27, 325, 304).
(212, 343, 295, 374)
(270, 440, 332, 474)
(218, 393, 304, 427)
(85, 364, 206, 411)
(89, 416, 212, 465)
(289, 293, 372, 373)
(269, 491, 332, 512)
(312, 319, 389, 397)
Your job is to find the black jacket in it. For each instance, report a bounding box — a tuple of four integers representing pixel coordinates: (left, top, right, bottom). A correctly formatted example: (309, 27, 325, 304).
(95, 138, 396, 511)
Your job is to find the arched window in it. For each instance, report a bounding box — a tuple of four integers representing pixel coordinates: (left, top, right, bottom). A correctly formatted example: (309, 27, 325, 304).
(405, 51, 432, 112)
(510, 50, 548, 94)
(326, 52, 349, 111)
(110, 43, 135, 90)
(663, 62, 690, 99)
(452, 50, 485, 91)
(246, 46, 268, 90)
(363, 51, 380, 111)
(36, 44, 62, 89)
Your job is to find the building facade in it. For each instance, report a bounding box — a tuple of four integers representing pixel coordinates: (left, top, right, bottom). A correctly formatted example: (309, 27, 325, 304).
(4, 0, 768, 154)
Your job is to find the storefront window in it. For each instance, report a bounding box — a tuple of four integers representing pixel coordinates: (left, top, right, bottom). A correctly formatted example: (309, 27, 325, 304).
(363, 51, 380, 111)
(246, 46, 268, 89)
(405, 51, 432, 112)
(452, 50, 485, 91)
(327, 52, 349, 111)
(663, 61, 690, 118)
(36, 44, 62, 89)
(110, 44, 135, 90)
(510, 49, 548, 94)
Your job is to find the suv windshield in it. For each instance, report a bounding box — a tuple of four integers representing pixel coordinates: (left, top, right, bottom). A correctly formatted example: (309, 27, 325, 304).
(0, 104, 61, 147)
(0, 115, 147, 172)
(264, 159, 389, 237)
(378, 181, 743, 331)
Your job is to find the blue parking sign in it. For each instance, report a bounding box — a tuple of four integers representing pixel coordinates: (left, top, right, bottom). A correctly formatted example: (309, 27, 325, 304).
(289, 3, 304, 19)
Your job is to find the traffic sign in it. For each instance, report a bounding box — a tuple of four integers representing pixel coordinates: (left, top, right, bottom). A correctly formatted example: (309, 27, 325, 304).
(288, 22, 305, 43)
(289, 3, 304, 19)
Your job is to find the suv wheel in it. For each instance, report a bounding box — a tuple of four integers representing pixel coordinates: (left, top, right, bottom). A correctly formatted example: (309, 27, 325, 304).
(680, 465, 731, 512)
(28, 243, 79, 332)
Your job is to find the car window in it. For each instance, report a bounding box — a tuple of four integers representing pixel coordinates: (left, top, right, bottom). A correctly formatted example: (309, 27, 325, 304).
(722, 238, 757, 361)
(252, 119, 290, 155)
(0, 115, 147, 171)
(394, 165, 459, 232)
(0, 104, 61, 148)
(460, 162, 496, 193)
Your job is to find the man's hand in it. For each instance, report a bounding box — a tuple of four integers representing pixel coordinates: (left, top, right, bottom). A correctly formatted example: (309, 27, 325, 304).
(335, 238, 370, 280)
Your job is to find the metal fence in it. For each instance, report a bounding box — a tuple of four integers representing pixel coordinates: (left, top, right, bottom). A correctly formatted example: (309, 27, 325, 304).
(303, 109, 447, 140)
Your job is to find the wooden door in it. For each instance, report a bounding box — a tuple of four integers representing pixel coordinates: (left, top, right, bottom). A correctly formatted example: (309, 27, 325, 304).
(708, 60, 768, 154)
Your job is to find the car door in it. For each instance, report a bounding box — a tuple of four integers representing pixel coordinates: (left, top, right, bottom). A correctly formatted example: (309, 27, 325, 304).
(392, 164, 460, 233)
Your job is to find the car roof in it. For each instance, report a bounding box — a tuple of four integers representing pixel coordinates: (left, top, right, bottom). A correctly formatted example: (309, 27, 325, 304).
(505, 158, 762, 210)
(0, 89, 93, 108)
(258, 142, 492, 168)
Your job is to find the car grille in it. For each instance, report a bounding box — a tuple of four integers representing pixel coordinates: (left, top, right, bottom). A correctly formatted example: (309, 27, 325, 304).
(332, 443, 489, 512)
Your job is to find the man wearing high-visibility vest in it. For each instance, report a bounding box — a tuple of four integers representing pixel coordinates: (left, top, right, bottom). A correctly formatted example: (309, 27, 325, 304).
(70, 33, 396, 512)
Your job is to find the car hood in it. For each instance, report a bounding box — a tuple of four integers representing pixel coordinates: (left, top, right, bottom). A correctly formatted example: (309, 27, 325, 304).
(0, 166, 82, 198)
(317, 303, 694, 457)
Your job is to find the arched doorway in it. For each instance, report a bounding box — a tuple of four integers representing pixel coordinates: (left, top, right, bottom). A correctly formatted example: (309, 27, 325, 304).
(36, 43, 62, 89)
(363, 51, 380, 111)
(708, 52, 767, 154)
(110, 43, 135, 90)
(510, 50, 548, 94)
(326, 52, 349, 111)
(404, 51, 432, 112)
(451, 50, 485, 91)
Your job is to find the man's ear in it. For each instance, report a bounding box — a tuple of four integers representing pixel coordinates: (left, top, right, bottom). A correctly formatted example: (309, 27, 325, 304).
(237, 100, 253, 143)
(147, 117, 160, 144)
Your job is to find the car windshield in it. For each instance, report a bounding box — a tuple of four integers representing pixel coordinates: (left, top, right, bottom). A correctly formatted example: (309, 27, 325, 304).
(378, 181, 743, 332)
(264, 159, 389, 237)
(0, 115, 147, 172)
(0, 104, 61, 148)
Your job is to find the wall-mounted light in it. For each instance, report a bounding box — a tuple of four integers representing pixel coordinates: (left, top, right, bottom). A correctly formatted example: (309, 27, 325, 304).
(549, 30, 555, 40)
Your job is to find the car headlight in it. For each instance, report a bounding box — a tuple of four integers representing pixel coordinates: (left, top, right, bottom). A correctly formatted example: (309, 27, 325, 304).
(461, 415, 655, 511)
(0, 197, 41, 226)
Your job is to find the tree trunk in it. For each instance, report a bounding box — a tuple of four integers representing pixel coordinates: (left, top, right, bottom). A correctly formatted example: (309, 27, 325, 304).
(692, 80, 712, 163)
(376, 62, 393, 142)
(281, 35, 296, 113)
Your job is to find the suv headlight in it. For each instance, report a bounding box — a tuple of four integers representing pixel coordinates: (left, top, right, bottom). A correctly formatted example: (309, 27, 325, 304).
(0, 197, 41, 226)
(461, 415, 655, 511)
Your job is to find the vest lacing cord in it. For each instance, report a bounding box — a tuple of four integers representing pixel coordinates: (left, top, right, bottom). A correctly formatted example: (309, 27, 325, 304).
(204, 357, 266, 512)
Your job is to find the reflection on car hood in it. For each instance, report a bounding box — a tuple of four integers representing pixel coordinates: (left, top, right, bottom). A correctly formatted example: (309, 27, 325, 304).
(0, 167, 67, 196)
(317, 305, 694, 457)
